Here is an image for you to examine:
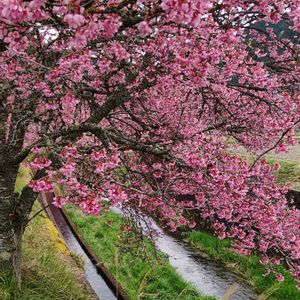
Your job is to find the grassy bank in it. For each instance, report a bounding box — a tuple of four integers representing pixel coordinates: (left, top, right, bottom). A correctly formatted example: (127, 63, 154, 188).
(228, 133, 300, 190)
(184, 230, 299, 300)
(0, 203, 96, 300)
(0, 164, 95, 300)
(65, 206, 215, 300)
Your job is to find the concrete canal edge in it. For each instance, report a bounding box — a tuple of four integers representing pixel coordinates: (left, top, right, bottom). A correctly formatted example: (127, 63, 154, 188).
(60, 207, 131, 300)
(37, 194, 98, 299)
(40, 193, 131, 300)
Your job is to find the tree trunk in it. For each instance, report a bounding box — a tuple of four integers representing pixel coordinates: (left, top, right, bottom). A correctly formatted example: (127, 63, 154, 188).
(13, 225, 23, 288)
(0, 167, 24, 288)
(1, 92, 32, 289)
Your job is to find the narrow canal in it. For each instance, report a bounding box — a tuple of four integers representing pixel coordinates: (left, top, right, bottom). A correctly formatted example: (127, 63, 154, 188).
(154, 227, 257, 299)
(40, 194, 116, 300)
(115, 208, 258, 300)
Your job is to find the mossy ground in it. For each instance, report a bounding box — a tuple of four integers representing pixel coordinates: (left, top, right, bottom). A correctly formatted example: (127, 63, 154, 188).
(65, 206, 216, 300)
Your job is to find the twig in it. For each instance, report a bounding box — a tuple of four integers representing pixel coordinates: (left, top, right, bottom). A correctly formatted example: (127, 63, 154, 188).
(250, 118, 300, 171)
(26, 203, 51, 225)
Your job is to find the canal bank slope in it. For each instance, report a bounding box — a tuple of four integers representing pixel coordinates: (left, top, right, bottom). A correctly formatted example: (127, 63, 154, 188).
(0, 202, 96, 300)
(183, 230, 300, 300)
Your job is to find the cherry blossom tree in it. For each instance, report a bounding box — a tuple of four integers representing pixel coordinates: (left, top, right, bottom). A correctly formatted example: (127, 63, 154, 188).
(0, 0, 300, 288)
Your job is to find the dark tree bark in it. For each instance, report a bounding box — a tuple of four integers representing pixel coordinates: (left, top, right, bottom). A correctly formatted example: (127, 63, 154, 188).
(0, 84, 37, 287)
(0, 166, 20, 278)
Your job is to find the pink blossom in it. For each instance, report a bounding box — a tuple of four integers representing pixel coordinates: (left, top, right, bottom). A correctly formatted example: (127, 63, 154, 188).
(168, 221, 177, 232)
(271, 258, 282, 265)
(80, 195, 101, 215)
(53, 196, 68, 208)
(188, 220, 196, 229)
(102, 14, 122, 38)
(276, 273, 285, 282)
(30, 157, 51, 170)
(29, 178, 53, 192)
(0, 0, 27, 23)
(95, 161, 105, 174)
(60, 145, 81, 159)
(137, 21, 151, 36)
(260, 256, 269, 265)
(63, 14, 85, 28)
(59, 161, 76, 177)
(91, 149, 106, 161)
(76, 183, 88, 197)
(178, 217, 186, 226)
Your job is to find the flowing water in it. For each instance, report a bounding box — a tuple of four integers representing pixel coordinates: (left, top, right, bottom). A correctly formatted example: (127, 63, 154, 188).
(154, 229, 258, 299)
(118, 208, 258, 300)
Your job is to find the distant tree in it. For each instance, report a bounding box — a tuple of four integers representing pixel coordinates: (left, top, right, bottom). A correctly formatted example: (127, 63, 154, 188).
(0, 0, 299, 288)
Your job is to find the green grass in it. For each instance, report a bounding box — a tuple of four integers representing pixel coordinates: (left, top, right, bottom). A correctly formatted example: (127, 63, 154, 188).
(15, 164, 32, 195)
(184, 230, 300, 300)
(0, 203, 95, 300)
(65, 206, 216, 300)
